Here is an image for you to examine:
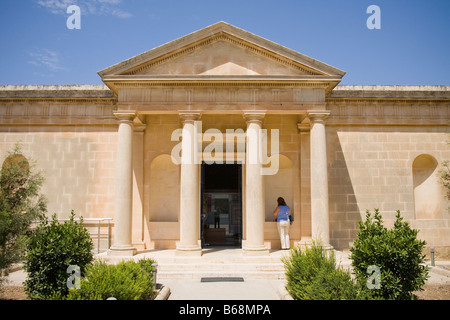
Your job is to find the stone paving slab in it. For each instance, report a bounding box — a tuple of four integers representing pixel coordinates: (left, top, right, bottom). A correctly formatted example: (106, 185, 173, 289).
(161, 279, 289, 300)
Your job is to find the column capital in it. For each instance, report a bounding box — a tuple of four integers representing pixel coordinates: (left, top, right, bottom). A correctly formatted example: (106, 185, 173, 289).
(133, 124, 147, 132)
(297, 122, 310, 133)
(114, 111, 136, 122)
(243, 111, 265, 124)
(307, 110, 330, 122)
(179, 111, 201, 124)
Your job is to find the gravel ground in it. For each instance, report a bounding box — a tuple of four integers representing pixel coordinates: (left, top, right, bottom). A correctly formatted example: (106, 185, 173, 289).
(1, 278, 449, 300)
(2, 261, 449, 300)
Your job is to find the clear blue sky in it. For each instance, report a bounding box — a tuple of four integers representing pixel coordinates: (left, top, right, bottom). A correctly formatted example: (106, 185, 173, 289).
(0, 0, 449, 85)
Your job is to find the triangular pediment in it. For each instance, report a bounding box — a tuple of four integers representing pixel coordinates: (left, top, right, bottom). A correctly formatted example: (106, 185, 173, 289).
(123, 36, 316, 76)
(98, 22, 345, 92)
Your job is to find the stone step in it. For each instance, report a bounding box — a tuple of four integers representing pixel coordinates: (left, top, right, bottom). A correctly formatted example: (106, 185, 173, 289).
(154, 258, 286, 280)
(157, 263, 285, 274)
(144, 255, 289, 264)
(98, 248, 291, 280)
(157, 270, 286, 280)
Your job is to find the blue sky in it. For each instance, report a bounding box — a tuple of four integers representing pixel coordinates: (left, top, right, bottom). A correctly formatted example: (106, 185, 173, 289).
(0, 0, 449, 85)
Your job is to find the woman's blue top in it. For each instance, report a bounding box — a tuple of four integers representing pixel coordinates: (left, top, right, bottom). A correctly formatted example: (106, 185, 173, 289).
(277, 205, 290, 222)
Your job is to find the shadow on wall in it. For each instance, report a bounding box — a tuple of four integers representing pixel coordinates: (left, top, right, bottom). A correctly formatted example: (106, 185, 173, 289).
(328, 130, 361, 251)
(412, 154, 441, 220)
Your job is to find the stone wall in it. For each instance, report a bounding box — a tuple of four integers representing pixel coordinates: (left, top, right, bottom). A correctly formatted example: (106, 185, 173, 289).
(1, 85, 448, 256)
(326, 89, 450, 257)
(0, 86, 117, 220)
(0, 125, 118, 220)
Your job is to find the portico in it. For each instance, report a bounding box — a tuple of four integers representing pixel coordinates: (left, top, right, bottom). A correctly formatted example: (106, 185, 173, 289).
(98, 22, 343, 256)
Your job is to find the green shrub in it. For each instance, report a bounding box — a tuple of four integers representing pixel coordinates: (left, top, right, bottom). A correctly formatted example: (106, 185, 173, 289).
(283, 242, 360, 300)
(350, 209, 429, 300)
(24, 211, 93, 299)
(65, 258, 156, 300)
(0, 145, 46, 280)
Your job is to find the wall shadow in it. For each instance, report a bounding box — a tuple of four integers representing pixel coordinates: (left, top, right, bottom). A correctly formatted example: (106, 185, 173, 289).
(327, 129, 362, 251)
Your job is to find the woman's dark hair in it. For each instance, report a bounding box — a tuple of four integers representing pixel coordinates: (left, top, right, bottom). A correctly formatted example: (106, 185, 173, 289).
(277, 197, 287, 206)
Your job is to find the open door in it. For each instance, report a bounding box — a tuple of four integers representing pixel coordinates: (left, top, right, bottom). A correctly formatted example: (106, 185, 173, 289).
(201, 163, 242, 247)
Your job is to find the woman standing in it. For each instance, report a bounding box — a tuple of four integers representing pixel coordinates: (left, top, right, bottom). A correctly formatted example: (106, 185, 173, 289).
(273, 197, 291, 250)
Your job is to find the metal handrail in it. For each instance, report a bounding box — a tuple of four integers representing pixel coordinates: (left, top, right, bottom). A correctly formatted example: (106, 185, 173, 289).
(31, 218, 113, 253)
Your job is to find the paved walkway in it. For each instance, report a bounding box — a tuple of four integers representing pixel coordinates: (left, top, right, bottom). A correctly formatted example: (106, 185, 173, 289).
(124, 247, 293, 300)
(2, 250, 450, 301)
(162, 279, 289, 300)
(0, 265, 291, 300)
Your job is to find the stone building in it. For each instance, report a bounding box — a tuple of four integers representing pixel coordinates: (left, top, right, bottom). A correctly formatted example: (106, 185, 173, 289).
(1, 22, 449, 257)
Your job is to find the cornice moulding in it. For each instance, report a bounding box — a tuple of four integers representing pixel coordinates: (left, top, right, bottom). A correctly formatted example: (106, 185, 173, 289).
(98, 22, 346, 79)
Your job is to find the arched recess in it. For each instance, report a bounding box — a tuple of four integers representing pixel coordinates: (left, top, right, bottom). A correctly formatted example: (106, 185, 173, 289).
(264, 154, 294, 221)
(2, 153, 29, 172)
(149, 154, 179, 222)
(413, 154, 440, 219)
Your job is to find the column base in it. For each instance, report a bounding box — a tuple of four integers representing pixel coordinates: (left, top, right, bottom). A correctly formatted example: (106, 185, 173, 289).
(297, 237, 313, 248)
(297, 238, 333, 252)
(242, 245, 269, 256)
(176, 245, 203, 256)
(107, 245, 137, 256)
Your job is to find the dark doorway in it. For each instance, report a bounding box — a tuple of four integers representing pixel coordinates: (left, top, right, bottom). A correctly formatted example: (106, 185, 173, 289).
(201, 163, 242, 247)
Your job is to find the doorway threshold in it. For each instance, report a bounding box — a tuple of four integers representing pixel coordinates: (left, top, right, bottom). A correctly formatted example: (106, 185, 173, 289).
(201, 277, 244, 282)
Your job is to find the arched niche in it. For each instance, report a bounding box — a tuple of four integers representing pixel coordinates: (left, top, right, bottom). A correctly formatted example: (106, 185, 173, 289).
(413, 154, 440, 219)
(264, 154, 294, 221)
(2, 153, 29, 172)
(149, 154, 180, 222)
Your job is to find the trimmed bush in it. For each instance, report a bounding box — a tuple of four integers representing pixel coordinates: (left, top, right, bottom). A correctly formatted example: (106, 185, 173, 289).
(283, 242, 361, 300)
(65, 258, 156, 300)
(24, 211, 93, 299)
(350, 209, 429, 300)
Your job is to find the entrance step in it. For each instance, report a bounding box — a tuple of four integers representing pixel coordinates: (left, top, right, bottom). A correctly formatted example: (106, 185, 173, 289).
(156, 262, 286, 280)
(98, 248, 290, 280)
(151, 249, 288, 280)
(158, 271, 285, 280)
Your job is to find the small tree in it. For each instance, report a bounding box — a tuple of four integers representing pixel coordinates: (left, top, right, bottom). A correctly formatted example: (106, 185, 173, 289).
(24, 211, 94, 299)
(350, 209, 429, 300)
(0, 145, 46, 279)
(439, 161, 450, 207)
(438, 135, 449, 210)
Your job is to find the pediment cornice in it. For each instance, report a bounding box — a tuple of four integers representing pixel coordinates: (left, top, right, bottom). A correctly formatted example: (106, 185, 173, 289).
(98, 22, 345, 94)
(119, 33, 322, 76)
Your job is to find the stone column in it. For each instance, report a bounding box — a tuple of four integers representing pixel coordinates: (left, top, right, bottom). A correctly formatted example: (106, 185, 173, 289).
(308, 110, 331, 248)
(297, 121, 313, 247)
(176, 111, 202, 255)
(132, 123, 146, 250)
(108, 111, 137, 256)
(242, 111, 268, 255)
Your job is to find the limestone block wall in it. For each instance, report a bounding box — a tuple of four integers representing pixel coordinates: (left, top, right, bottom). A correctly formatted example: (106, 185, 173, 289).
(0, 125, 118, 220)
(327, 125, 450, 257)
(0, 86, 118, 226)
